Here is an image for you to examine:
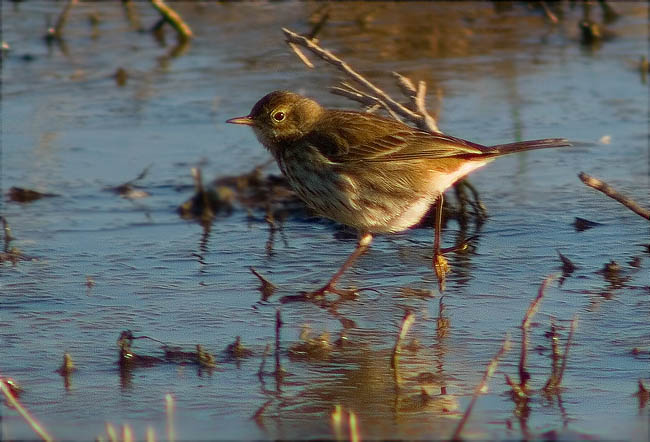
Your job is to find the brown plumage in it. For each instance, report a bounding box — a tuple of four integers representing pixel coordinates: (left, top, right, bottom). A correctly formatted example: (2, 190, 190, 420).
(228, 91, 570, 294)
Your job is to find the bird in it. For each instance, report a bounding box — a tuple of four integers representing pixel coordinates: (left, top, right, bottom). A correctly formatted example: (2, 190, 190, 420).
(227, 90, 570, 294)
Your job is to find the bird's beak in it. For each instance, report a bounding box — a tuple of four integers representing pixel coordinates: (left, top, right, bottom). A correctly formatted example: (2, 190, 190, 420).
(226, 115, 255, 126)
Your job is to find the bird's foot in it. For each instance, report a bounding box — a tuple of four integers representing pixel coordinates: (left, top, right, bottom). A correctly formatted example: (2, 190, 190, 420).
(433, 253, 450, 292)
(433, 253, 450, 277)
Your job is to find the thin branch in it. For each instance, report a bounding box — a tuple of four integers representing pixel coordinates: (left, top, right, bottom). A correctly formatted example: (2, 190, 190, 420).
(0, 377, 53, 441)
(331, 84, 403, 122)
(519, 274, 556, 390)
(391, 311, 415, 388)
(149, 0, 193, 41)
(165, 393, 176, 442)
(555, 315, 578, 387)
(306, 7, 330, 40)
(451, 335, 511, 441)
(282, 27, 438, 131)
(252, 399, 273, 423)
(53, 0, 79, 38)
(288, 42, 314, 68)
(349, 410, 360, 442)
(540, 1, 559, 24)
(121, 0, 142, 30)
(274, 309, 285, 389)
(579, 172, 650, 220)
(393, 71, 417, 96)
(415, 81, 440, 132)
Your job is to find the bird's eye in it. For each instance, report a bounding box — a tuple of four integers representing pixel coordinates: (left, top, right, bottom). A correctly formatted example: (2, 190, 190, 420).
(272, 111, 285, 122)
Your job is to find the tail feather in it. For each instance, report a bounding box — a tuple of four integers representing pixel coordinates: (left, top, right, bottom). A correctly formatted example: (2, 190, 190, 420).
(484, 138, 571, 156)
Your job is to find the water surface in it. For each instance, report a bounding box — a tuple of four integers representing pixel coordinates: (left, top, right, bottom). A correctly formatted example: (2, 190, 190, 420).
(1, 2, 649, 440)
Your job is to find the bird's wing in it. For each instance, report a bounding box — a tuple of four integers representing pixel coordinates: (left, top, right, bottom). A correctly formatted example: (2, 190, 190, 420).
(306, 111, 486, 163)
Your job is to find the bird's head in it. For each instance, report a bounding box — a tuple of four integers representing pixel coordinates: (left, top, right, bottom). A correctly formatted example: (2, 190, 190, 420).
(227, 91, 324, 152)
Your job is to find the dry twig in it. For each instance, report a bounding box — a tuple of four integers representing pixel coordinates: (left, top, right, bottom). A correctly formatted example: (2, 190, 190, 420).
(149, 0, 193, 41)
(579, 172, 650, 221)
(543, 315, 578, 394)
(0, 376, 53, 441)
(451, 335, 511, 441)
(539, 1, 559, 24)
(52, 0, 79, 38)
(121, 0, 142, 30)
(282, 27, 440, 133)
(518, 274, 556, 391)
(391, 311, 416, 388)
(165, 393, 175, 442)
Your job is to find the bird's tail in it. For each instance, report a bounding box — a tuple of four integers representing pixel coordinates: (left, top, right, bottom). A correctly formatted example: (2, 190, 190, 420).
(484, 138, 571, 156)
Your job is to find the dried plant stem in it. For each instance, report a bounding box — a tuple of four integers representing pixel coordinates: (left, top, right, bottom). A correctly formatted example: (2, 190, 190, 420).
(330, 84, 403, 122)
(544, 315, 578, 392)
(391, 311, 415, 387)
(122, 424, 134, 442)
(288, 42, 314, 68)
(349, 410, 360, 442)
(165, 393, 176, 442)
(0, 377, 53, 442)
(274, 309, 285, 389)
(149, 0, 193, 41)
(252, 399, 273, 423)
(53, 0, 79, 38)
(579, 172, 650, 220)
(282, 27, 440, 133)
(331, 405, 345, 441)
(146, 426, 156, 442)
(414, 80, 439, 132)
(519, 274, 556, 390)
(451, 335, 511, 441)
(106, 423, 118, 442)
(121, 0, 142, 30)
(556, 315, 578, 385)
(540, 1, 559, 24)
(1, 216, 14, 252)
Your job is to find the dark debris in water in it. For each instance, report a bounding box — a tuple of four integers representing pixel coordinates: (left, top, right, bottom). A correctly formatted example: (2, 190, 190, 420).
(56, 352, 76, 391)
(557, 250, 577, 275)
(118, 330, 164, 369)
(55, 352, 76, 376)
(251, 267, 277, 303)
(7, 186, 58, 203)
(597, 260, 622, 279)
(634, 380, 649, 409)
(287, 327, 333, 362)
(178, 163, 308, 223)
(117, 330, 221, 374)
(630, 347, 649, 358)
(178, 167, 237, 221)
(113, 67, 128, 86)
(0, 216, 32, 265)
(536, 428, 599, 441)
(107, 165, 152, 200)
(225, 336, 254, 360)
(572, 217, 601, 232)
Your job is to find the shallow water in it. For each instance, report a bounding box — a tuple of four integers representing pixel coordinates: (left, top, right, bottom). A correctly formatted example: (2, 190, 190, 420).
(1, 2, 649, 440)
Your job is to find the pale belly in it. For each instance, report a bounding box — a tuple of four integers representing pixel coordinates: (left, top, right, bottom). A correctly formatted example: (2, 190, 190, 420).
(278, 150, 490, 234)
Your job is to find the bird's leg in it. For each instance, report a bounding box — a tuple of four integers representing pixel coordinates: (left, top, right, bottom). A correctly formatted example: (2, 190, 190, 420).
(433, 195, 450, 290)
(308, 232, 373, 297)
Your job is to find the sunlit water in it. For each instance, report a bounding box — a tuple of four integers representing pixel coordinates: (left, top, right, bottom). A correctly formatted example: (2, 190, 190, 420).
(1, 2, 648, 440)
